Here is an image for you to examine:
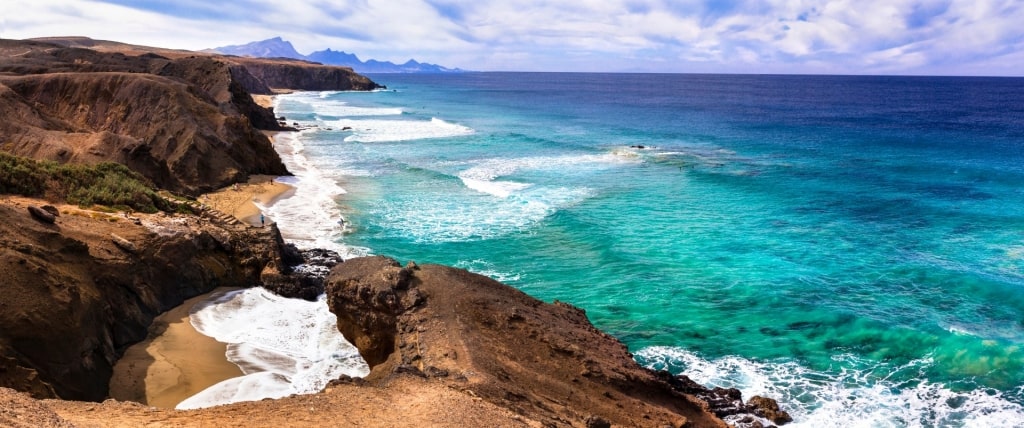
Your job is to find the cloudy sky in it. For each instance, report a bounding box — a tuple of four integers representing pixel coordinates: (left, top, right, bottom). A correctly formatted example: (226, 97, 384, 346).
(3, 0, 1023, 75)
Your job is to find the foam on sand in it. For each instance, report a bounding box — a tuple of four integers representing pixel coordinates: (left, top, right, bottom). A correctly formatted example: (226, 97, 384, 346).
(176, 288, 369, 410)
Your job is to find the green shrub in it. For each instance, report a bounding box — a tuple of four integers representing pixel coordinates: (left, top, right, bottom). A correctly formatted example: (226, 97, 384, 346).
(0, 152, 185, 213)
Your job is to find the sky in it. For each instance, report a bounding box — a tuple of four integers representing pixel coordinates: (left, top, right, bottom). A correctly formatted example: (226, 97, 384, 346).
(3, 0, 1024, 75)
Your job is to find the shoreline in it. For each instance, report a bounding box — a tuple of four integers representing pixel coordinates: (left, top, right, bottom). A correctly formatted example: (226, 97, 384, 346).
(109, 288, 244, 409)
(200, 175, 294, 226)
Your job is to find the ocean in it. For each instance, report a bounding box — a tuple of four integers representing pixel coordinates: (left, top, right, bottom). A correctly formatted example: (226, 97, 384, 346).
(206, 73, 1024, 425)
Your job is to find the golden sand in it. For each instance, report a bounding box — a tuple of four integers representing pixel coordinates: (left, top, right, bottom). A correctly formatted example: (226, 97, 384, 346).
(251, 94, 275, 109)
(109, 288, 243, 409)
(200, 175, 294, 226)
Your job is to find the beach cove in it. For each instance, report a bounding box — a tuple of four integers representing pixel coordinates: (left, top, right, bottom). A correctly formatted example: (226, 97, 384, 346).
(57, 73, 1024, 426)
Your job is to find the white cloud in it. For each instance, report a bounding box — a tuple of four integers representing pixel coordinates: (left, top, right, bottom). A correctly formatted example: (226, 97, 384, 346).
(2, 0, 1023, 75)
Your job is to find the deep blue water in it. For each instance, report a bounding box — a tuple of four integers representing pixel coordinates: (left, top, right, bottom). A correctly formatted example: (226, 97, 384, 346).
(270, 73, 1024, 426)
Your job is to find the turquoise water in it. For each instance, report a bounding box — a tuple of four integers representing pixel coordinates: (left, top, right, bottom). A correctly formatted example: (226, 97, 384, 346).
(270, 74, 1024, 426)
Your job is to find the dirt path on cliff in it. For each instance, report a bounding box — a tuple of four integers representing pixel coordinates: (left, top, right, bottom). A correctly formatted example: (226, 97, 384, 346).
(40, 376, 540, 428)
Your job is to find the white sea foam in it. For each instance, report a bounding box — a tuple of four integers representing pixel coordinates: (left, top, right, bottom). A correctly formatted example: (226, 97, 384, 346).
(365, 153, 641, 242)
(373, 184, 594, 243)
(635, 346, 1024, 428)
(331, 117, 474, 143)
(455, 259, 523, 283)
(309, 97, 402, 118)
(262, 131, 369, 258)
(457, 153, 635, 198)
(176, 288, 369, 409)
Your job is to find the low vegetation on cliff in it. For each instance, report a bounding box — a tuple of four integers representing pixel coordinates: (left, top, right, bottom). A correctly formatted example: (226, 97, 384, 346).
(0, 151, 184, 213)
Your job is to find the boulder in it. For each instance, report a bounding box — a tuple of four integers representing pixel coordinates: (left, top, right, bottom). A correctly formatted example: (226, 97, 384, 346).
(27, 206, 55, 224)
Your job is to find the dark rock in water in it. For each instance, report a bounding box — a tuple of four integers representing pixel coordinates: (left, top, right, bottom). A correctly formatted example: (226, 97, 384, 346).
(41, 206, 60, 217)
(342, 126, 352, 131)
(27, 206, 55, 224)
(748, 396, 792, 425)
(259, 247, 344, 301)
(654, 370, 791, 426)
(280, 243, 304, 268)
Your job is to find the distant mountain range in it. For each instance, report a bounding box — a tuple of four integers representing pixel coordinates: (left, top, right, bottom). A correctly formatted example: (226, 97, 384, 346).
(207, 37, 463, 74)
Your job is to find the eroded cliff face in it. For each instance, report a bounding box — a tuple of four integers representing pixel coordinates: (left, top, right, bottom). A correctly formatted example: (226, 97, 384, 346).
(231, 57, 380, 92)
(325, 256, 735, 428)
(0, 198, 288, 401)
(0, 38, 380, 196)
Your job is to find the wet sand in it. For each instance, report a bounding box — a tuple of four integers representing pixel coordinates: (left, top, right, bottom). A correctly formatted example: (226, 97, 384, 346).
(109, 288, 243, 409)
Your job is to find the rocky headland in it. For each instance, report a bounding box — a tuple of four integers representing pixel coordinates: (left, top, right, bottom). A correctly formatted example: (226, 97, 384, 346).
(0, 37, 377, 195)
(0, 37, 789, 427)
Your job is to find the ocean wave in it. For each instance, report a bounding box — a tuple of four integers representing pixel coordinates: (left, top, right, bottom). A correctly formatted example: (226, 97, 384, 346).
(371, 184, 594, 243)
(333, 117, 474, 143)
(263, 132, 370, 258)
(177, 288, 369, 409)
(457, 153, 637, 198)
(635, 346, 1024, 427)
(455, 259, 523, 283)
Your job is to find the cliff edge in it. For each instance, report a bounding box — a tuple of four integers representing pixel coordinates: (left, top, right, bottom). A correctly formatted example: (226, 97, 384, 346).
(0, 38, 379, 196)
(324, 257, 789, 427)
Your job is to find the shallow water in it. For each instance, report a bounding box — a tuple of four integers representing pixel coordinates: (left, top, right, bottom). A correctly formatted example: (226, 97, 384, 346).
(263, 73, 1024, 426)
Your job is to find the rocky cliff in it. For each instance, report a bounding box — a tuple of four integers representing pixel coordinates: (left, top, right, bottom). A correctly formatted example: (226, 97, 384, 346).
(324, 257, 790, 427)
(230, 56, 381, 91)
(0, 196, 299, 401)
(0, 38, 379, 196)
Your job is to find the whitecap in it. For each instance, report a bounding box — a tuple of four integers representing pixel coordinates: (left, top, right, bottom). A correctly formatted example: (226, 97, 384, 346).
(457, 153, 637, 198)
(333, 117, 474, 143)
(455, 259, 523, 283)
(635, 346, 1024, 428)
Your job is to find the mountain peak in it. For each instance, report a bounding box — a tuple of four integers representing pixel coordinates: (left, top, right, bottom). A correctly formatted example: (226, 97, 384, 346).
(210, 37, 464, 73)
(209, 37, 303, 59)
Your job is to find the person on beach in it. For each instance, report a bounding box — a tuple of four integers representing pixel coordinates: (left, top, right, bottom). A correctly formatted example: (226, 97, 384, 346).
(260, 213, 265, 227)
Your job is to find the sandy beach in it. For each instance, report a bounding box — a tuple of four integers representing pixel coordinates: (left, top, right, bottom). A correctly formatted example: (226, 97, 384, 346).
(251, 94, 275, 109)
(109, 288, 243, 409)
(200, 175, 294, 226)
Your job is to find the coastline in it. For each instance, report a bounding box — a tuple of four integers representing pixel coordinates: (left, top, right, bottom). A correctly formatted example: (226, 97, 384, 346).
(109, 288, 244, 409)
(200, 175, 294, 226)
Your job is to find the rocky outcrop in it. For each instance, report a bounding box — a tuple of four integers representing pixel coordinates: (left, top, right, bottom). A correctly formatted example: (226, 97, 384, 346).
(325, 256, 737, 428)
(0, 38, 381, 196)
(0, 198, 291, 401)
(232, 57, 380, 91)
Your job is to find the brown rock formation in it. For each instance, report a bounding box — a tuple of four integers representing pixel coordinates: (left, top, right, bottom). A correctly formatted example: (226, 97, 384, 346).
(0, 37, 380, 196)
(231, 57, 380, 92)
(0, 197, 290, 401)
(325, 256, 731, 428)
